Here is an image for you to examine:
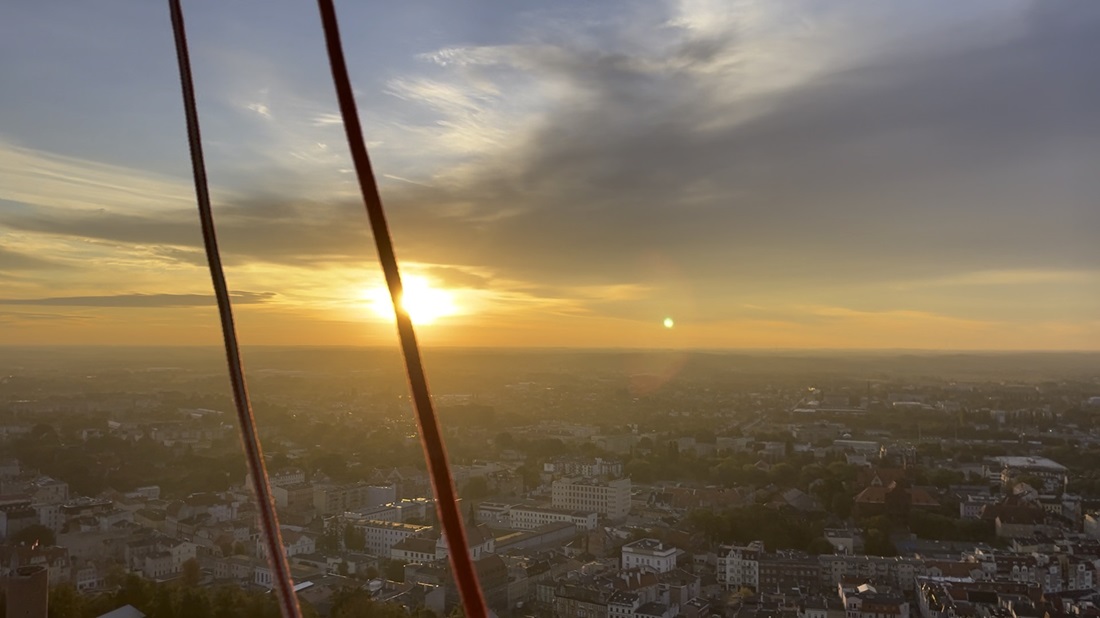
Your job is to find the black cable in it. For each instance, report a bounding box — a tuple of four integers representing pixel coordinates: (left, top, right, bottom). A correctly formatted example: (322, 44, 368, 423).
(314, 1, 488, 616)
(166, 2, 301, 616)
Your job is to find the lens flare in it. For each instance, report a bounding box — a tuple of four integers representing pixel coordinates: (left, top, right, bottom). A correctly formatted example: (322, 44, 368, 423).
(364, 275, 458, 325)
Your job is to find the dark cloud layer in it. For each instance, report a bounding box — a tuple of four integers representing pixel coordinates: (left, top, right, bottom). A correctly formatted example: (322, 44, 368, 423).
(0, 292, 275, 307)
(386, 2, 1100, 286)
(1, 3, 1097, 297)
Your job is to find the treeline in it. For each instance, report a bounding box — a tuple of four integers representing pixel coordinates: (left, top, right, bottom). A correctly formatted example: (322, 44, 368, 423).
(0, 574, 439, 618)
(8, 426, 245, 498)
(684, 505, 825, 551)
(0, 575, 300, 618)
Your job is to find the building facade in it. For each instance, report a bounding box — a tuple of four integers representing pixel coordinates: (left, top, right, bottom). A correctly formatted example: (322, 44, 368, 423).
(552, 477, 631, 519)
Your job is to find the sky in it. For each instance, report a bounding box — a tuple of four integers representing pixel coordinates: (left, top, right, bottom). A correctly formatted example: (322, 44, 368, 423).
(0, 0, 1098, 349)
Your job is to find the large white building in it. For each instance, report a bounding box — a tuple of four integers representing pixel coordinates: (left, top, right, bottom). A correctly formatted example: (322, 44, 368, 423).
(350, 519, 431, 557)
(390, 524, 496, 564)
(544, 457, 624, 479)
(353, 498, 433, 523)
(990, 456, 1068, 494)
(257, 528, 315, 560)
(505, 505, 598, 532)
(551, 477, 631, 519)
(621, 538, 678, 573)
(717, 542, 763, 590)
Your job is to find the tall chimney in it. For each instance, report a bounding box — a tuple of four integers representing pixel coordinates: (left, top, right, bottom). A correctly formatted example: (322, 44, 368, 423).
(4, 565, 49, 618)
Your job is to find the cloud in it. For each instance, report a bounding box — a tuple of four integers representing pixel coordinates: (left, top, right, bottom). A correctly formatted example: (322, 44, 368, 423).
(0, 311, 91, 323)
(0, 292, 275, 307)
(366, 0, 1100, 290)
(246, 102, 273, 119)
(0, 246, 63, 271)
(1, 1, 1098, 339)
(0, 140, 199, 214)
(415, 265, 494, 290)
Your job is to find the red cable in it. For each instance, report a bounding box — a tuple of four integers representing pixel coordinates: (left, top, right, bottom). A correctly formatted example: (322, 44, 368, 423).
(313, 2, 489, 616)
(166, 1, 301, 616)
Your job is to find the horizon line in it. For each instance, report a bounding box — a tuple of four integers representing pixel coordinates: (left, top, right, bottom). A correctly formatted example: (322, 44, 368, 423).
(1, 344, 1098, 354)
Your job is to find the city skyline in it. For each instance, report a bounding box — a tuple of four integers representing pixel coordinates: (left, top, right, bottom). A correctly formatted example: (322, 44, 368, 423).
(1, 1, 1098, 349)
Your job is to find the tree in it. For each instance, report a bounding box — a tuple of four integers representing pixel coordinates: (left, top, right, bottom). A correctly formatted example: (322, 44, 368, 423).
(864, 529, 896, 556)
(180, 587, 212, 616)
(807, 537, 836, 555)
(182, 557, 201, 587)
(831, 493, 853, 519)
(345, 524, 366, 552)
(217, 538, 234, 557)
(48, 584, 86, 618)
(769, 463, 797, 486)
(114, 574, 154, 611)
(494, 432, 515, 450)
(105, 563, 128, 588)
(9, 524, 56, 547)
(318, 526, 341, 552)
(625, 460, 656, 483)
(383, 559, 406, 582)
(1016, 475, 1045, 491)
(314, 452, 348, 479)
(460, 477, 490, 500)
(152, 585, 179, 618)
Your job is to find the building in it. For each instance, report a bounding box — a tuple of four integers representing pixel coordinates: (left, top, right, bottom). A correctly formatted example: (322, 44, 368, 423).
(546, 458, 625, 479)
(990, 457, 1068, 494)
(436, 524, 495, 561)
(351, 519, 431, 557)
(758, 555, 820, 593)
(0, 495, 39, 541)
(839, 583, 910, 618)
(272, 482, 315, 513)
(28, 476, 69, 505)
(552, 477, 631, 519)
(821, 555, 925, 592)
(508, 505, 598, 532)
(313, 483, 373, 515)
(248, 468, 305, 488)
(390, 537, 438, 564)
(621, 539, 678, 574)
(476, 502, 513, 527)
(717, 542, 764, 590)
(554, 583, 608, 618)
(214, 555, 258, 581)
(142, 552, 174, 581)
(823, 529, 860, 555)
(3, 566, 48, 618)
(353, 498, 433, 523)
(609, 591, 642, 618)
(494, 522, 579, 554)
(960, 495, 999, 520)
(256, 528, 315, 560)
(852, 480, 940, 519)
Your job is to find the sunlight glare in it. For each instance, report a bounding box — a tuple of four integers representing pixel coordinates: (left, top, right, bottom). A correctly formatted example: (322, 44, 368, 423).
(364, 275, 458, 325)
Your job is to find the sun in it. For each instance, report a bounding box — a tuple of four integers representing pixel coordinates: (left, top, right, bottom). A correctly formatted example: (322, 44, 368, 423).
(363, 275, 458, 325)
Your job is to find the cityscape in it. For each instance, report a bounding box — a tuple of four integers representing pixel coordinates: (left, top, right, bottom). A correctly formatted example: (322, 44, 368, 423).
(2, 349, 1100, 618)
(2, 0, 1099, 617)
